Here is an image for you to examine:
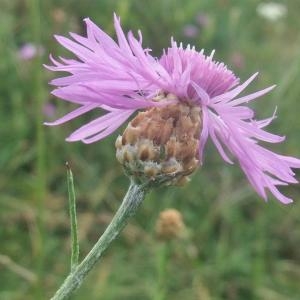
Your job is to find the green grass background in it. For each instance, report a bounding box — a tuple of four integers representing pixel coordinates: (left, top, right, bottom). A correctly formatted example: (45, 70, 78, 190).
(0, 0, 300, 299)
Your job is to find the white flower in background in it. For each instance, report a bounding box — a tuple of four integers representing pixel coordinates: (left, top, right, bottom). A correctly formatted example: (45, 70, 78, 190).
(257, 2, 287, 21)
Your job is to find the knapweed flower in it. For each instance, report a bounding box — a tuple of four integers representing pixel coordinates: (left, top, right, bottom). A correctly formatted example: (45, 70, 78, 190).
(156, 209, 185, 241)
(45, 14, 300, 203)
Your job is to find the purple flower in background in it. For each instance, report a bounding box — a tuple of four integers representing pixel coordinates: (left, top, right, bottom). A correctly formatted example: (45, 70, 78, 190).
(18, 43, 44, 60)
(43, 103, 56, 117)
(45, 14, 300, 203)
(195, 13, 210, 28)
(182, 24, 199, 38)
(230, 51, 245, 69)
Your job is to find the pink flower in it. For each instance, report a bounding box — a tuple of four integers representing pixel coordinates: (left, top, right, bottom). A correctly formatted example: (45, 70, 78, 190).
(18, 43, 44, 60)
(182, 24, 199, 38)
(43, 103, 56, 117)
(230, 51, 245, 69)
(195, 13, 210, 28)
(45, 14, 300, 204)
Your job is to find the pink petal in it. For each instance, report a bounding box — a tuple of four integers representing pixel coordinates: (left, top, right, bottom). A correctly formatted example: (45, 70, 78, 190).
(229, 85, 276, 106)
(54, 35, 93, 63)
(83, 110, 133, 143)
(208, 118, 233, 164)
(113, 14, 132, 55)
(198, 106, 209, 163)
(44, 103, 99, 126)
(84, 18, 117, 49)
(211, 73, 258, 104)
(66, 109, 134, 142)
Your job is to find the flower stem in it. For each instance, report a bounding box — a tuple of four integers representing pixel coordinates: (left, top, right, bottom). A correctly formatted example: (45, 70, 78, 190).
(155, 242, 170, 300)
(51, 181, 148, 300)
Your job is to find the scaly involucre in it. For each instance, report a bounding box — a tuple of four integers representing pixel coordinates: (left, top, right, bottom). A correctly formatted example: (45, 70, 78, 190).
(46, 14, 300, 203)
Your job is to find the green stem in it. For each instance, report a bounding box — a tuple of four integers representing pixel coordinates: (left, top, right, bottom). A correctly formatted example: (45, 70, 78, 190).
(66, 163, 79, 271)
(51, 181, 148, 300)
(155, 242, 170, 300)
(28, 0, 46, 298)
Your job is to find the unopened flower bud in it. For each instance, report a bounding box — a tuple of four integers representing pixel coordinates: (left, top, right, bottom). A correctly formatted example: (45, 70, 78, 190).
(115, 95, 202, 186)
(155, 209, 184, 240)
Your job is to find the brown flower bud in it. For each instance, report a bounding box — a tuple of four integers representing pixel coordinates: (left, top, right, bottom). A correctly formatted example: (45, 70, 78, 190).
(115, 94, 202, 186)
(156, 209, 185, 240)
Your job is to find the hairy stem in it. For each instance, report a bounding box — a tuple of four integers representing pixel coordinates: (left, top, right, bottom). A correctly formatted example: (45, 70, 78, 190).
(51, 181, 147, 300)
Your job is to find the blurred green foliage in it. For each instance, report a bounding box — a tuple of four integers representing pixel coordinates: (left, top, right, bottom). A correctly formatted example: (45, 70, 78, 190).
(0, 0, 300, 299)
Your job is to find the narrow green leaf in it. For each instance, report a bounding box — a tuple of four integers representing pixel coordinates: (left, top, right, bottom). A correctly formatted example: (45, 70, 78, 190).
(66, 162, 79, 272)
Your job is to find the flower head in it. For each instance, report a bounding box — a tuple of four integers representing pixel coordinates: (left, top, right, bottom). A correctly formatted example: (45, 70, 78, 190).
(46, 14, 300, 203)
(156, 209, 185, 241)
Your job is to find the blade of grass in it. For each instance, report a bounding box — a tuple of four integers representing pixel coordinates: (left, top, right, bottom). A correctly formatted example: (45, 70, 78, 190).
(66, 162, 79, 271)
(28, 0, 47, 298)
